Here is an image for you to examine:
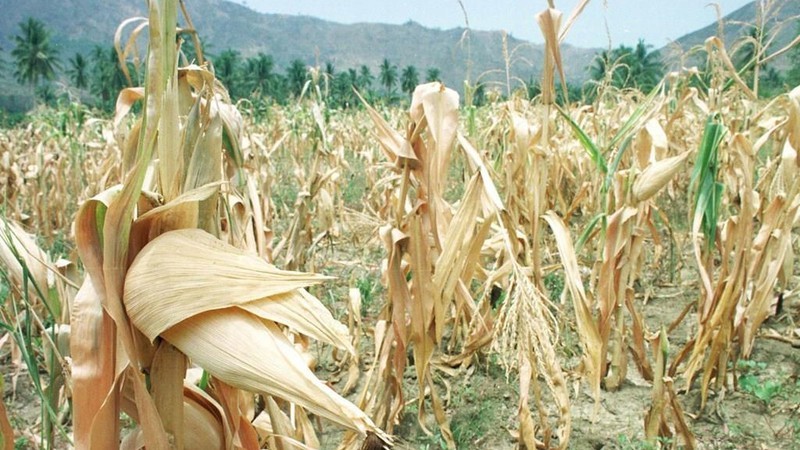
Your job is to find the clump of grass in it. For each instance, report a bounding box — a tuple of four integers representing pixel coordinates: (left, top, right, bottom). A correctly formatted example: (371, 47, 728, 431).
(544, 271, 565, 303)
(737, 360, 785, 408)
(355, 274, 379, 317)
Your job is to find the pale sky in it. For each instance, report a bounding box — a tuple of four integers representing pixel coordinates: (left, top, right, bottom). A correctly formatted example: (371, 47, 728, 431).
(232, 0, 754, 48)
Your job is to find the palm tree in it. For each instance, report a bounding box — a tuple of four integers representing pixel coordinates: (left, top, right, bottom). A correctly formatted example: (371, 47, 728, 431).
(324, 61, 335, 77)
(287, 59, 308, 98)
(68, 53, 89, 89)
(357, 65, 374, 91)
(588, 50, 612, 83)
(588, 40, 663, 92)
(11, 18, 60, 93)
(245, 53, 275, 97)
(331, 69, 358, 108)
(401, 65, 419, 95)
(214, 49, 241, 97)
(90, 46, 128, 109)
(322, 62, 335, 95)
(379, 58, 398, 95)
(628, 39, 663, 92)
(426, 67, 441, 82)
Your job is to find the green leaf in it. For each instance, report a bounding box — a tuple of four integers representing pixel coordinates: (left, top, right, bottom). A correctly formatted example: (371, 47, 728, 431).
(576, 213, 606, 252)
(690, 114, 727, 251)
(557, 105, 607, 174)
(607, 81, 663, 151)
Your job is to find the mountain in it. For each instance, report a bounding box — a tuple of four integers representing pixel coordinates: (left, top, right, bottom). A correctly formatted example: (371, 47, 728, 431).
(663, 0, 799, 71)
(3, 0, 797, 112)
(0, 0, 598, 111)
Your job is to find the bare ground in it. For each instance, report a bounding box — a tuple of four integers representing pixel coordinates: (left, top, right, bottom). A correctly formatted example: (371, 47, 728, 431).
(2, 223, 799, 450)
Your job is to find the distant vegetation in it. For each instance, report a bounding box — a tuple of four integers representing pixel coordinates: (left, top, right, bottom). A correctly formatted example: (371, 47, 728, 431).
(588, 40, 665, 93)
(1, 12, 800, 121)
(0, 16, 450, 114)
(3, 2, 800, 449)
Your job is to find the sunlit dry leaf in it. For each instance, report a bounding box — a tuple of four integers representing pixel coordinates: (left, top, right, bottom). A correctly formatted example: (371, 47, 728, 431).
(633, 152, 690, 202)
(542, 212, 602, 405)
(0, 218, 54, 312)
(124, 228, 330, 341)
(114, 87, 145, 129)
(70, 278, 116, 450)
(355, 90, 418, 166)
(162, 309, 382, 437)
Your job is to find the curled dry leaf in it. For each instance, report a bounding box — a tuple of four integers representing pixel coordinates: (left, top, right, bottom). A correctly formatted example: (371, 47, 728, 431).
(123, 228, 381, 438)
(0, 218, 53, 310)
(162, 309, 380, 437)
(124, 228, 333, 342)
(354, 89, 418, 167)
(633, 152, 690, 202)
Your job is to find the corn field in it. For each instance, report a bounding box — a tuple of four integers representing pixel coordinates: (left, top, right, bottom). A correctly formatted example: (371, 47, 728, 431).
(0, 1, 799, 449)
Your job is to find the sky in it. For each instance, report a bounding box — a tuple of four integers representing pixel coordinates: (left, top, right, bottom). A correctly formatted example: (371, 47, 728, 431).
(232, 0, 754, 49)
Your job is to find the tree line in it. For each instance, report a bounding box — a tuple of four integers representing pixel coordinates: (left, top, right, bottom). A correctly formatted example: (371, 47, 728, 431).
(3, 17, 800, 114)
(1, 18, 442, 112)
(211, 49, 441, 109)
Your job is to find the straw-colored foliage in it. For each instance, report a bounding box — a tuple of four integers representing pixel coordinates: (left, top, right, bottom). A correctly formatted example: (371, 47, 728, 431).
(0, 1, 799, 449)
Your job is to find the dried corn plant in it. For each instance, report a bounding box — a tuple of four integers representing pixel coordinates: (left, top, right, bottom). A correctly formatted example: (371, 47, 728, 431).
(68, 1, 387, 448)
(272, 82, 348, 271)
(345, 82, 519, 448)
(492, 242, 571, 449)
(483, 6, 586, 449)
(676, 84, 800, 408)
(0, 217, 71, 448)
(0, 105, 120, 245)
(644, 328, 696, 449)
(520, 5, 680, 415)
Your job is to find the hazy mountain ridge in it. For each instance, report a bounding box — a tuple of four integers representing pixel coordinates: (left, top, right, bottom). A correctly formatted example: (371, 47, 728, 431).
(664, 0, 799, 70)
(1, 0, 796, 111)
(0, 0, 597, 106)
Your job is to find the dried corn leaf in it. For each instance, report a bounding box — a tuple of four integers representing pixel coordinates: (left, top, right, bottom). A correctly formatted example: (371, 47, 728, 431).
(416, 82, 459, 154)
(118, 384, 231, 450)
(208, 378, 260, 450)
(158, 38, 182, 202)
(633, 152, 690, 202)
(184, 109, 224, 193)
(644, 119, 668, 159)
(355, 90, 418, 166)
(0, 381, 14, 449)
(70, 278, 117, 449)
(124, 228, 330, 341)
(150, 341, 187, 448)
(114, 87, 145, 128)
(415, 82, 459, 194)
(265, 396, 312, 450)
(456, 133, 504, 213)
(558, 0, 590, 42)
(0, 218, 53, 311)
(241, 289, 353, 353)
(74, 185, 122, 282)
(295, 404, 321, 449)
(536, 8, 569, 102)
(407, 216, 436, 430)
(644, 328, 668, 442)
(162, 309, 381, 437)
(705, 37, 757, 100)
(518, 357, 539, 450)
(135, 182, 222, 224)
(183, 382, 232, 449)
(542, 212, 602, 404)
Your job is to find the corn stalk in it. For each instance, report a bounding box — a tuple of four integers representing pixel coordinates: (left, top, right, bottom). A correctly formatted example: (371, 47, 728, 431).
(69, 1, 387, 448)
